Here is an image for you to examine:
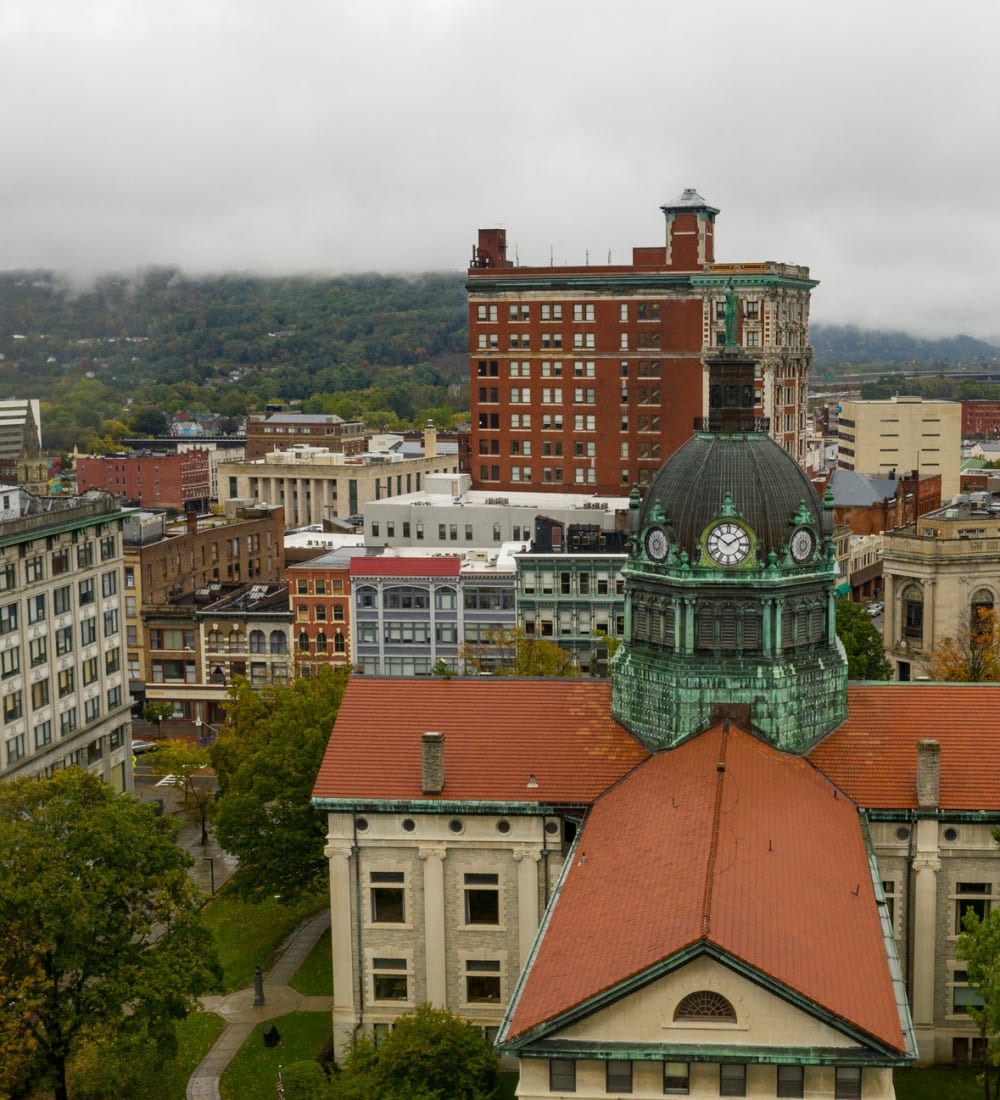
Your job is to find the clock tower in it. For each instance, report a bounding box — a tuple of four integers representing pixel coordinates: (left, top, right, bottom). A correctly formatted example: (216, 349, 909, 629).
(611, 340, 847, 753)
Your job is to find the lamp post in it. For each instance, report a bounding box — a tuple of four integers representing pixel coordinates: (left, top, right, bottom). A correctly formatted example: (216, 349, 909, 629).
(203, 856, 215, 896)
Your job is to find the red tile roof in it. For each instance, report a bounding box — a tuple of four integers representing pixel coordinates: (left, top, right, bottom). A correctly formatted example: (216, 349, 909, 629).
(506, 723, 905, 1053)
(312, 679, 648, 804)
(810, 683, 1000, 810)
(349, 556, 461, 577)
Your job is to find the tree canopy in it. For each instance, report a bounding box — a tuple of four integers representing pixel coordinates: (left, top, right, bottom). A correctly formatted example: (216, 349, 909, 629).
(151, 739, 215, 845)
(0, 768, 219, 1100)
(333, 1005, 500, 1100)
(956, 906, 1000, 1099)
(834, 598, 892, 681)
(211, 667, 350, 903)
(930, 608, 1000, 683)
(461, 627, 579, 678)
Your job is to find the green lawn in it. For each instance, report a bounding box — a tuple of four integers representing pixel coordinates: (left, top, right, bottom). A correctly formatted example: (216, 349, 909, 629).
(895, 1065, 984, 1099)
(220, 1012, 333, 1100)
(144, 1012, 228, 1100)
(203, 887, 326, 992)
(289, 926, 333, 996)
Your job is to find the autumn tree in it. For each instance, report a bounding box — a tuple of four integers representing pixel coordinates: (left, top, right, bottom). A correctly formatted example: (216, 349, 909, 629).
(152, 739, 215, 845)
(461, 627, 579, 678)
(956, 906, 1000, 1100)
(834, 598, 892, 680)
(142, 699, 175, 734)
(333, 1005, 499, 1100)
(0, 769, 219, 1100)
(212, 667, 350, 903)
(930, 607, 1000, 682)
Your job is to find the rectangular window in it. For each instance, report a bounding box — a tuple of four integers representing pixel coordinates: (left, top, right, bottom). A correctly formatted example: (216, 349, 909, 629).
(834, 1067, 861, 1099)
(664, 1062, 690, 1094)
(29, 636, 47, 667)
(1, 648, 20, 678)
(82, 656, 99, 686)
(720, 1064, 746, 1097)
(78, 578, 95, 606)
(4, 690, 23, 722)
(464, 872, 500, 925)
(25, 555, 45, 583)
(58, 668, 75, 697)
(0, 603, 17, 635)
(54, 585, 72, 615)
(51, 548, 71, 575)
(56, 626, 73, 656)
(60, 708, 78, 737)
(956, 883, 991, 933)
(101, 571, 117, 597)
(606, 1061, 633, 1094)
(31, 679, 50, 708)
(104, 609, 119, 637)
(372, 958, 408, 1002)
(550, 1059, 576, 1092)
(370, 871, 405, 923)
(27, 595, 46, 625)
(0, 562, 16, 592)
(777, 1064, 804, 1097)
(465, 960, 501, 1003)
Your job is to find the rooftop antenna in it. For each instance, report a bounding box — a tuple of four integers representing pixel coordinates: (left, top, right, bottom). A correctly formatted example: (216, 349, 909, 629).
(550, 245, 554, 267)
(585, 249, 589, 266)
(515, 243, 519, 265)
(608, 249, 612, 263)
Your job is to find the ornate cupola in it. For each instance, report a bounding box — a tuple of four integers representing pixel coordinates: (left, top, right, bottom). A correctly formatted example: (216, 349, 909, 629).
(611, 314, 847, 753)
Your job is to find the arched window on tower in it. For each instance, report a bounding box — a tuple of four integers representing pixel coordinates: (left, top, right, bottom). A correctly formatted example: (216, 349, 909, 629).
(971, 588, 995, 633)
(902, 584, 924, 643)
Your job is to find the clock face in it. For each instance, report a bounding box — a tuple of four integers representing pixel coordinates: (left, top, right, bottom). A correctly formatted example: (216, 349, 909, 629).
(706, 522, 751, 566)
(790, 527, 815, 563)
(644, 526, 669, 562)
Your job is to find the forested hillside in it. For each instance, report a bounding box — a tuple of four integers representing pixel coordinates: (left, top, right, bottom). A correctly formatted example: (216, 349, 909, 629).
(0, 270, 469, 451)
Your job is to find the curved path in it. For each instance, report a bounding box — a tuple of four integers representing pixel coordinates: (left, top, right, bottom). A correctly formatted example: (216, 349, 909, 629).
(187, 909, 333, 1100)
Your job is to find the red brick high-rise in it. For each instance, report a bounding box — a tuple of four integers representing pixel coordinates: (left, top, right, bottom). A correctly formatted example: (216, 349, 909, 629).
(466, 189, 816, 494)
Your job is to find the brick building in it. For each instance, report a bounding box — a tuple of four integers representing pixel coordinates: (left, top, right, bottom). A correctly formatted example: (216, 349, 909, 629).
(466, 189, 815, 494)
(962, 399, 1000, 438)
(76, 449, 212, 513)
(245, 412, 366, 460)
(287, 547, 366, 675)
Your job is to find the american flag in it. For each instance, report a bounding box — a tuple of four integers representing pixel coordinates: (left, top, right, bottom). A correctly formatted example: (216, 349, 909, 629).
(276, 1066, 284, 1100)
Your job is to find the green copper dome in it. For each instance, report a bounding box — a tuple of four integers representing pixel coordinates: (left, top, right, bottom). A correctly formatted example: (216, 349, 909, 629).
(639, 430, 824, 564)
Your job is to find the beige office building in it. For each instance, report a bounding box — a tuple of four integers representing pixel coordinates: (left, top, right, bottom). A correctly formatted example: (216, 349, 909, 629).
(837, 396, 961, 503)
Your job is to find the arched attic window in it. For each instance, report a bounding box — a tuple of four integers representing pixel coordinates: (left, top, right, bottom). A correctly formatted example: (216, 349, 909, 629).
(673, 990, 737, 1023)
(971, 588, 995, 633)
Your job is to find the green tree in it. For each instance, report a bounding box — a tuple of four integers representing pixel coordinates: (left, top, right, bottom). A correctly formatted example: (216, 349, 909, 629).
(130, 406, 168, 435)
(143, 699, 175, 734)
(834, 598, 892, 680)
(333, 1005, 499, 1100)
(956, 906, 1000, 1099)
(930, 608, 1000, 682)
(461, 627, 579, 678)
(282, 1060, 333, 1099)
(151, 739, 215, 845)
(212, 668, 350, 903)
(0, 769, 219, 1100)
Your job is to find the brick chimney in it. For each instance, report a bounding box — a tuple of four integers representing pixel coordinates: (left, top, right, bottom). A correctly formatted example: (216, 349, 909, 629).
(186, 512, 199, 535)
(916, 739, 940, 809)
(421, 732, 444, 795)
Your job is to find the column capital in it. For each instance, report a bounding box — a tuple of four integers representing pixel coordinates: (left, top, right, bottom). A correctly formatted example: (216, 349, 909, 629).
(912, 856, 942, 874)
(326, 845, 354, 861)
(513, 848, 542, 864)
(419, 846, 447, 862)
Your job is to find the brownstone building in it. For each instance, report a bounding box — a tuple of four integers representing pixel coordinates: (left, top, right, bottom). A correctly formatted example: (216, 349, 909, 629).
(123, 506, 285, 725)
(245, 412, 366, 460)
(466, 189, 815, 495)
(962, 399, 1000, 438)
(76, 449, 211, 513)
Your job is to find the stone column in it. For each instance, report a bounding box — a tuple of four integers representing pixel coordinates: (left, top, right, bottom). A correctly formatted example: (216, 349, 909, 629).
(420, 847, 448, 1008)
(513, 848, 542, 964)
(911, 843, 942, 1061)
(328, 844, 357, 1061)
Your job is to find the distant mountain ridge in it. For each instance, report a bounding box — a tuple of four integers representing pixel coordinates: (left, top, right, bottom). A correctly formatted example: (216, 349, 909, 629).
(810, 323, 1000, 369)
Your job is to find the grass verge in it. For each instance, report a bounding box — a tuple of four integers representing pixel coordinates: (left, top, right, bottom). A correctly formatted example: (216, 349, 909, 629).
(895, 1065, 983, 1099)
(145, 1012, 228, 1100)
(203, 887, 326, 992)
(220, 1012, 332, 1100)
(289, 927, 333, 996)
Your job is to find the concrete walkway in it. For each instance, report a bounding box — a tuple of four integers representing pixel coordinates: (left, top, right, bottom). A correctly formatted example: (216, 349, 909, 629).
(187, 908, 333, 1100)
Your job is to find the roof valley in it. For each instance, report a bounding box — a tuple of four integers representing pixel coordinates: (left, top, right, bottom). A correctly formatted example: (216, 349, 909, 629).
(701, 724, 730, 939)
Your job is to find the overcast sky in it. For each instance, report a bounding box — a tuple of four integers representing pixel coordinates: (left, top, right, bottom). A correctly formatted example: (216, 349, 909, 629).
(2, 0, 997, 340)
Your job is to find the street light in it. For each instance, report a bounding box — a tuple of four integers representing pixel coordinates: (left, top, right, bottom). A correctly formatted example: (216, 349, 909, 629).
(194, 717, 223, 747)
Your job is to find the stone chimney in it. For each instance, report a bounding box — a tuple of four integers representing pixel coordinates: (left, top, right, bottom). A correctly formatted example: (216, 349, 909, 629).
(424, 420, 437, 460)
(421, 732, 444, 795)
(916, 739, 940, 810)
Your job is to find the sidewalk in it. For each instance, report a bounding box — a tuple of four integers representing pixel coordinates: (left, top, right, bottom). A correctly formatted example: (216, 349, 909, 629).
(187, 908, 333, 1100)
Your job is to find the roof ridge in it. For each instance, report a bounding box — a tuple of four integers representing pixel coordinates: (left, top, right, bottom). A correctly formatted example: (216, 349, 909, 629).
(701, 723, 729, 938)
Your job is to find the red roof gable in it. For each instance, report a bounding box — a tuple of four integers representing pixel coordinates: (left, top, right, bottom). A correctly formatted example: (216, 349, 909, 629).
(349, 556, 461, 578)
(312, 678, 648, 804)
(810, 683, 1000, 810)
(506, 723, 905, 1052)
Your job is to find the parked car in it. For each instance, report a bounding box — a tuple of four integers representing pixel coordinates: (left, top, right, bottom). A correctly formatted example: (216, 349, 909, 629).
(131, 739, 158, 755)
